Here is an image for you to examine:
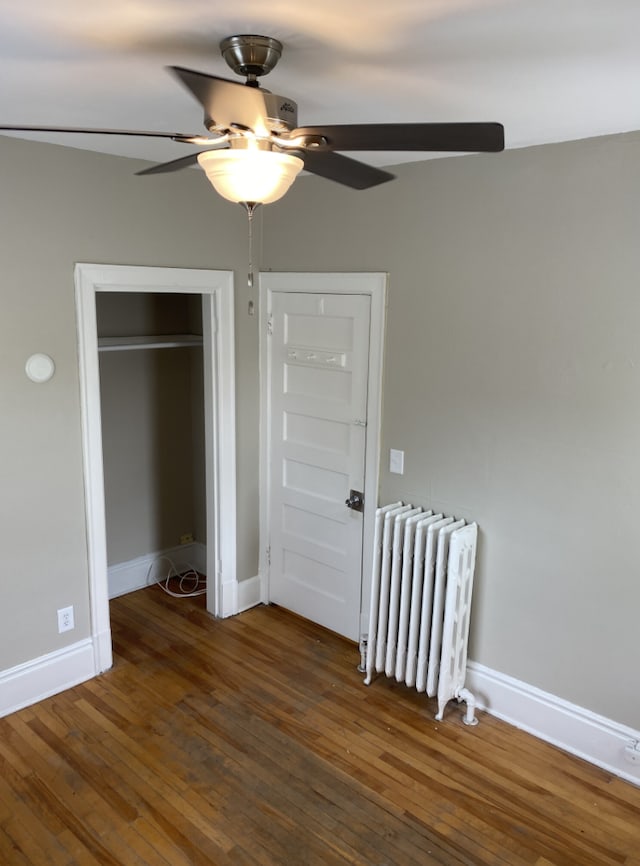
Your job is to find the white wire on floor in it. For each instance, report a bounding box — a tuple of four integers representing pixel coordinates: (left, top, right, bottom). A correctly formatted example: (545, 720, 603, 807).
(146, 555, 207, 598)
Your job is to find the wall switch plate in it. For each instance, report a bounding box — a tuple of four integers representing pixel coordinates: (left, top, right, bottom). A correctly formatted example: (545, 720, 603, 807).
(57, 605, 74, 634)
(389, 448, 405, 475)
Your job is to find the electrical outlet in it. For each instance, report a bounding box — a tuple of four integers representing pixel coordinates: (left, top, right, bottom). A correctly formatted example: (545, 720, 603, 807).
(57, 605, 74, 634)
(180, 532, 194, 545)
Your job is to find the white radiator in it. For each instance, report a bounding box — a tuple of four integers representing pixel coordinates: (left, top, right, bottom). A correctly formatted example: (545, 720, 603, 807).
(362, 502, 479, 725)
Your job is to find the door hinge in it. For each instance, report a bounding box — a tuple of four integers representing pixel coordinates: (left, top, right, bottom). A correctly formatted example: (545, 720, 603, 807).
(266, 545, 271, 567)
(267, 315, 273, 336)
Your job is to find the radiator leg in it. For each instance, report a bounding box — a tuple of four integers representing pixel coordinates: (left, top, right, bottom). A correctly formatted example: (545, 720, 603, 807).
(458, 688, 479, 726)
(360, 636, 378, 685)
(357, 637, 368, 673)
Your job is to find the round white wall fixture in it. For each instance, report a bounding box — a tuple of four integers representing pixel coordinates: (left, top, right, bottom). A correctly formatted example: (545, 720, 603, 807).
(25, 353, 56, 383)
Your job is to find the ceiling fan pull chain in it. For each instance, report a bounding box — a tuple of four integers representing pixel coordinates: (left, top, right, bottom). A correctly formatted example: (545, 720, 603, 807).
(243, 202, 260, 289)
(248, 204, 254, 288)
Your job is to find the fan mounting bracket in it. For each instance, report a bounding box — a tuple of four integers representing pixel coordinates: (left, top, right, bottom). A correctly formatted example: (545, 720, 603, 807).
(220, 35, 283, 80)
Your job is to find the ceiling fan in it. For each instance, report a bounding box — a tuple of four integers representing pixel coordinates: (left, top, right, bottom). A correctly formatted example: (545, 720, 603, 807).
(0, 34, 505, 209)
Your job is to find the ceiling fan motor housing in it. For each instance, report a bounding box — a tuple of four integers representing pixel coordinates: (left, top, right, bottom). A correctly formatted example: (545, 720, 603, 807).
(260, 92, 298, 133)
(215, 36, 298, 135)
(204, 91, 298, 136)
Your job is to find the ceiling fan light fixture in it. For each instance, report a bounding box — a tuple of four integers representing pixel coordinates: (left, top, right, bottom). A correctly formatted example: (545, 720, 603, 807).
(196, 148, 303, 205)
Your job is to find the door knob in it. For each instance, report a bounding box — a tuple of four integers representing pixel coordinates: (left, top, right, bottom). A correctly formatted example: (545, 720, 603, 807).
(345, 489, 364, 512)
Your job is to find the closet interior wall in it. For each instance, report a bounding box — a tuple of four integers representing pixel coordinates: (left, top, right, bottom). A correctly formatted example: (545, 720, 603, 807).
(96, 292, 206, 595)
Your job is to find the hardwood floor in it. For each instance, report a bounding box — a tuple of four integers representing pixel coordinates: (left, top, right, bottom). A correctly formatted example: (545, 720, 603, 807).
(0, 587, 638, 865)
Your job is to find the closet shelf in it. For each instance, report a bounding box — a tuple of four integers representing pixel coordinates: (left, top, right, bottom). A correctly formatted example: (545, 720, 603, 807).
(98, 334, 203, 352)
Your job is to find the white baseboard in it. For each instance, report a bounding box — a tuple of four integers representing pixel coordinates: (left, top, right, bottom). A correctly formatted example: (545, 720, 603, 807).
(237, 574, 263, 613)
(185, 542, 207, 574)
(0, 639, 97, 718)
(219, 575, 238, 618)
(108, 542, 207, 599)
(108, 545, 260, 619)
(466, 661, 640, 787)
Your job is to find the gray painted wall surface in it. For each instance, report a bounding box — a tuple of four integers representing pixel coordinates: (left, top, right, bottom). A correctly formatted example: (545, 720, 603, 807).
(99, 347, 203, 564)
(263, 132, 640, 729)
(97, 293, 206, 564)
(0, 134, 259, 670)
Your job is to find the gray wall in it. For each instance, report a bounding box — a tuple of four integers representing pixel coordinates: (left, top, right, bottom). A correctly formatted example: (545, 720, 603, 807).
(99, 347, 203, 565)
(97, 293, 206, 564)
(263, 132, 640, 730)
(0, 134, 259, 671)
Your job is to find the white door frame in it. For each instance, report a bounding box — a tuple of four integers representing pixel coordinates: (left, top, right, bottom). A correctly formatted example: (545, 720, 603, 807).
(75, 263, 237, 674)
(258, 272, 387, 636)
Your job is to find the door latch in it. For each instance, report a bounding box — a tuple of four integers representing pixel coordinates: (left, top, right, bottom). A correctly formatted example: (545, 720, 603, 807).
(345, 489, 364, 512)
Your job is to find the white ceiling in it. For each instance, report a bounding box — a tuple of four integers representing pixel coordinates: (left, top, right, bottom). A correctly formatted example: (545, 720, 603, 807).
(1, 0, 639, 171)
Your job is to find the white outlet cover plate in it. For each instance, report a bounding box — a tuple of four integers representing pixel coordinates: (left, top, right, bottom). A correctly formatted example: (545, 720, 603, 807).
(57, 605, 74, 633)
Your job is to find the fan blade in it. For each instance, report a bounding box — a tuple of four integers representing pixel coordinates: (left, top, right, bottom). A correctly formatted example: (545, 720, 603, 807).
(302, 151, 394, 190)
(136, 152, 204, 176)
(169, 66, 272, 136)
(291, 122, 505, 153)
(0, 124, 201, 141)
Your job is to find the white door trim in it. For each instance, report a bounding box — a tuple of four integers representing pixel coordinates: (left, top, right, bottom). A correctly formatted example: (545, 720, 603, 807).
(74, 263, 237, 675)
(258, 272, 387, 634)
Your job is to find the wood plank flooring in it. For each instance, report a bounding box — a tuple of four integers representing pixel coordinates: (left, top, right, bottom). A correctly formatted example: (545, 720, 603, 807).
(0, 586, 638, 865)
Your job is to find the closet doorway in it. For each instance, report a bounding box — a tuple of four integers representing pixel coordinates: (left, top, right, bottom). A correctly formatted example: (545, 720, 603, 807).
(75, 264, 236, 674)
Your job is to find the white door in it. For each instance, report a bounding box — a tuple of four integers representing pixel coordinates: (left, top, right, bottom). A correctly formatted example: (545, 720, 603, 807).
(266, 289, 372, 640)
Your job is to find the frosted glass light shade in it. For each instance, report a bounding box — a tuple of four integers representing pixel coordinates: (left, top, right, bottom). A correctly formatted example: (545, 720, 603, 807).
(197, 148, 304, 204)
